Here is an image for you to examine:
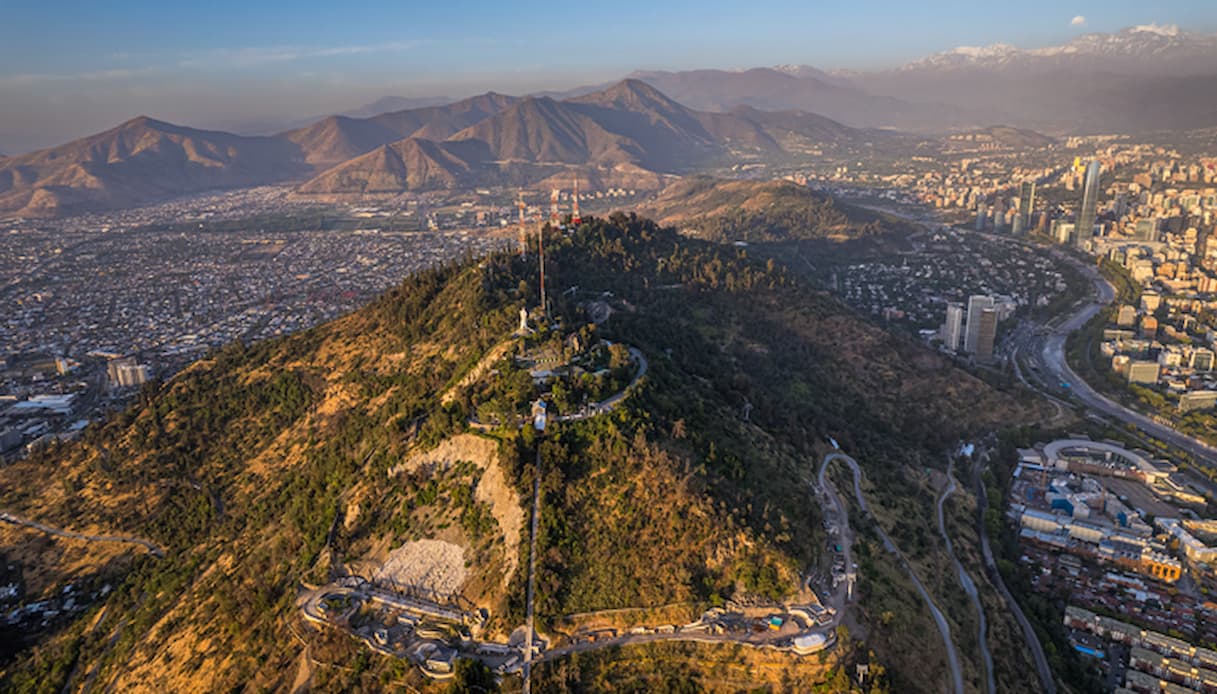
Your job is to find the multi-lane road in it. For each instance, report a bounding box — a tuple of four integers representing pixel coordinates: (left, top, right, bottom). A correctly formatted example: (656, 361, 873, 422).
(1008, 249, 1217, 468)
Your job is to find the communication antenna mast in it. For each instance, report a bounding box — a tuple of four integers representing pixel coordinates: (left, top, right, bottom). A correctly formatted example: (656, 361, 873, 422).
(516, 191, 528, 256)
(571, 176, 582, 225)
(538, 218, 548, 320)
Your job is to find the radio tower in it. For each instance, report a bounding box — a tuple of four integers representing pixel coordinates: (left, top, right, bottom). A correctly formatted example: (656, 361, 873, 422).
(516, 191, 528, 256)
(571, 176, 581, 225)
(537, 218, 548, 320)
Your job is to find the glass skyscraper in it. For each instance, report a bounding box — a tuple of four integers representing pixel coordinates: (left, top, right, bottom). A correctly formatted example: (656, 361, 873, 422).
(1076, 160, 1102, 248)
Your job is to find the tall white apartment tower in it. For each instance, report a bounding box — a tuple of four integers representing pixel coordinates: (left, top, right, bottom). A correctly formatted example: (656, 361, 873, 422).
(964, 295, 994, 354)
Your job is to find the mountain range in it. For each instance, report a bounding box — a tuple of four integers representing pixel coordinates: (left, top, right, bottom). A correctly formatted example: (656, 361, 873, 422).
(3, 24, 1216, 217)
(0, 118, 309, 217)
(0, 80, 877, 217)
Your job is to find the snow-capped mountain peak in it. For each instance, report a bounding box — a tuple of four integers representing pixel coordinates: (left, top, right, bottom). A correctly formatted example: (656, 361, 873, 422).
(900, 24, 1217, 73)
(1129, 23, 1180, 37)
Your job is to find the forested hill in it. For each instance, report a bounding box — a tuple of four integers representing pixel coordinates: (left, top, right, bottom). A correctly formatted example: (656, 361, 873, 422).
(0, 214, 1040, 693)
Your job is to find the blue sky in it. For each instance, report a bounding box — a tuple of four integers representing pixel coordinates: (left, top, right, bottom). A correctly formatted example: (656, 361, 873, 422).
(1, 0, 1215, 149)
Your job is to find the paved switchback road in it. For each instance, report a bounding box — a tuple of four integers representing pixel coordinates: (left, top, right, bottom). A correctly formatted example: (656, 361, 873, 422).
(970, 454, 1057, 693)
(936, 458, 995, 694)
(821, 453, 964, 694)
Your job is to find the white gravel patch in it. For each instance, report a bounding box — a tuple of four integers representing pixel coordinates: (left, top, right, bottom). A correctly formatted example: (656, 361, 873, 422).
(374, 540, 467, 596)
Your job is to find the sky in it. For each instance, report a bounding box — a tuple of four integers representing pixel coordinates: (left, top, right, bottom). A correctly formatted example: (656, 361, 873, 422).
(1, 0, 1215, 151)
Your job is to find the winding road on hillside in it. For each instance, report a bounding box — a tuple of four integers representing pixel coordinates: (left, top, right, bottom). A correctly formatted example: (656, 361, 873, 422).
(0, 511, 164, 558)
(970, 451, 1057, 694)
(819, 452, 964, 694)
(936, 457, 995, 694)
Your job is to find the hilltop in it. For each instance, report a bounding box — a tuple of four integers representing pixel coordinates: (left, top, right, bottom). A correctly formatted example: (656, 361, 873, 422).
(637, 176, 898, 242)
(0, 214, 1043, 692)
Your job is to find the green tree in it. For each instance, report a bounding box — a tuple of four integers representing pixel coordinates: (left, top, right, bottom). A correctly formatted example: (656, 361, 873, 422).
(445, 658, 499, 693)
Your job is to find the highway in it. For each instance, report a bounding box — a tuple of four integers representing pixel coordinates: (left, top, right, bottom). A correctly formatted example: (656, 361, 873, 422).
(820, 452, 964, 694)
(1010, 250, 1217, 468)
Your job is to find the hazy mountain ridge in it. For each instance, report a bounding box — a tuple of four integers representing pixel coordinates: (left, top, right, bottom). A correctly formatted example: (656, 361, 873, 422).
(624, 25, 1217, 134)
(6, 22, 1208, 217)
(280, 92, 518, 168)
(944, 125, 1056, 149)
(626, 67, 981, 132)
(297, 79, 853, 197)
(341, 94, 455, 119)
(0, 81, 876, 215)
(0, 116, 309, 217)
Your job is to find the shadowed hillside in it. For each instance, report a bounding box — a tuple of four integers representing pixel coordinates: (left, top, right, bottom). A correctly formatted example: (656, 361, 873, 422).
(0, 215, 1042, 693)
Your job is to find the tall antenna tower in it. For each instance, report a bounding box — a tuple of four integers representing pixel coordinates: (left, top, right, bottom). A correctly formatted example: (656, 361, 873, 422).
(516, 191, 528, 256)
(571, 176, 581, 225)
(538, 218, 548, 320)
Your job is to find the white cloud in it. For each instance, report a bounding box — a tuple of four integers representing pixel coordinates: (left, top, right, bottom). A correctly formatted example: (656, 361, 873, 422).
(175, 41, 431, 69)
(0, 67, 158, 87)
(1071, 15, 1086, 27)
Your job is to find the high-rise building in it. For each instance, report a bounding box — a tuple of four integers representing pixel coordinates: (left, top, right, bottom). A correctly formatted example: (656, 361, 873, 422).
(975, 308, 998, 360)
(1076, 160, 1102, 249)
(1019, 181, 1036, 231)
(964, 295, 994, 354)
(942, 303, 965, 352)
(107, 356, 149, 388)
(1134, 218, 1159, 242)
(976, 201, 987, 231)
